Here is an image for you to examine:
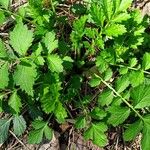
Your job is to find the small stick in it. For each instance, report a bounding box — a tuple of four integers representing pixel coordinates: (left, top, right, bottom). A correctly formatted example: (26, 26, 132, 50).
(9, 130, 31, 150)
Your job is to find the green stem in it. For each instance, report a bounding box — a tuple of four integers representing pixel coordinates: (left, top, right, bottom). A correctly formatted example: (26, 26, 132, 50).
(111, 63, 150, 75)
(99, 76, 144, 120)
(50, 0, 55, 13)
(0, 8, 34, 24)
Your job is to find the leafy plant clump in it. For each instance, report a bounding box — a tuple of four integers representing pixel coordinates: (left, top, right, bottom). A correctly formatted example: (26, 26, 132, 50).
(1, 0, 150, 149)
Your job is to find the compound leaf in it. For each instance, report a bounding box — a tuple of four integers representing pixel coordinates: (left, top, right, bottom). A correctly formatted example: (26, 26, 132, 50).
(28, 120, 52, 144)
(84, 122, 108, 147)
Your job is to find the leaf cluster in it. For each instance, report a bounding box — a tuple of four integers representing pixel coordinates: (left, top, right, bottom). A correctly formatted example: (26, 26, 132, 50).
(1, 0, 150, 149)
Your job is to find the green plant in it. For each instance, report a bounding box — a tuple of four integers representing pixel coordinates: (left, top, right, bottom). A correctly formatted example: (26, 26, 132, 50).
(1, 0, 150, 149)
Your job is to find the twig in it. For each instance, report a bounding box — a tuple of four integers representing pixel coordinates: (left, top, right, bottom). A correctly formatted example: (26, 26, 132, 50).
(9, 130, 31, 150)
(0, 33, 9, 36)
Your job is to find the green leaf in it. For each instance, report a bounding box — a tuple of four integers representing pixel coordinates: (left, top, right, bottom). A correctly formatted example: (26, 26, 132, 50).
(32, 43, 45, 65)
(0, 94, 3, 112)
(40, 86, 57, 114)
(129, 58, 138, 67)
(0, 11, 5, 25)
(0, 119, 11, 143)
(103, 68, 113, 81)
(131, 85, 150, 109)
(130, 36, 144, 49)
(119, 0, 133, 12)
(43, 32, 58, 54)
(63, 56, 73, 70)
(13, 61, 37, 96)
(0, 39, 8, 58)
(28, 120, 52, 144)
(119, 67, 128, 75)
(107, 106, 130, 126)
(0, 0, 10, 9)
(111, 97, 122, 106)
(54, 102, 67, 123)
(8, 91, 22, 114)
(89, 75, 101, 87)
(47, 55, 63, 73)
(13, 115, 26, 136)
(131, 9, 143, 24)
(123, 120, 143, 141)
(142, 52, 150, 70)
(84, 122, 108, 147)
(101, 0, 113, 20)
(129, 70, 144, 87)
(28, 128, 44, 144)
(115, 74, 130, 93)
(44, 125, 53, 140)
(112, 13, 130, 23)
(10, 22, 33, 56)
(75, 116, 86, 129)
(104, 24, 126, 37)
(134, 25, 145, 36)
(90, 107, 107, 120)
(73, 15, 87, 35)
(98, 89, 113, 106)
(0, 62, 9, 89)
(142, 115, 150, 150)
(32, 120, 46, 129)
(96, 56, 108, 73)
(90, 3, 105, 27)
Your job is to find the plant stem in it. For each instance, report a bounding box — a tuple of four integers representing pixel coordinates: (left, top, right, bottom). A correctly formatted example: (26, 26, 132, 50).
(0, 8, 34, 24)
(99, 76, 144, 120)
(50, 0, 55, 13)
(111, 63, 150, 75)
